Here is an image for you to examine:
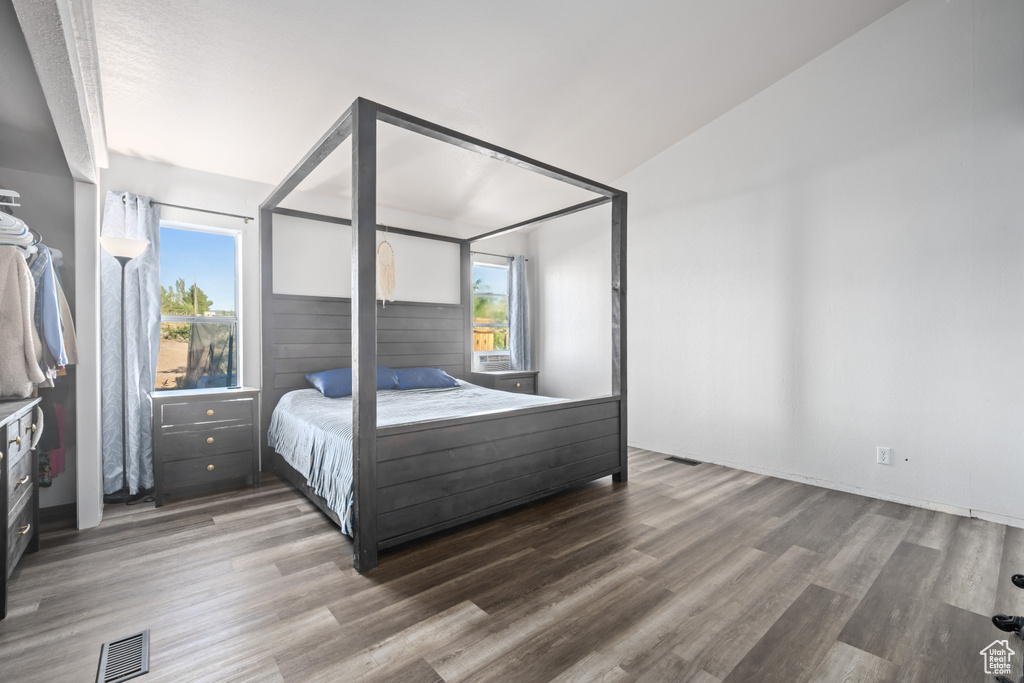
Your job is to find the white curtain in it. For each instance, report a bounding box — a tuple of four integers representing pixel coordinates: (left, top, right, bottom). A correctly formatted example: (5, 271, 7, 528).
(508, 255, 531, 371)
(101, 192, 161, 495)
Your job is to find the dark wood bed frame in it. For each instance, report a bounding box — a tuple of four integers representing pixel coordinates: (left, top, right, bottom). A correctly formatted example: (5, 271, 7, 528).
(260, 98, 627, 572)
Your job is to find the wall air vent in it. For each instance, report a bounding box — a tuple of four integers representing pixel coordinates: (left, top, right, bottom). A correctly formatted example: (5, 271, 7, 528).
(665, 456, 702, 466)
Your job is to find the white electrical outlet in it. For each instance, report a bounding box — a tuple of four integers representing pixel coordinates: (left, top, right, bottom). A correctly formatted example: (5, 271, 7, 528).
(877, 447, 892, 465)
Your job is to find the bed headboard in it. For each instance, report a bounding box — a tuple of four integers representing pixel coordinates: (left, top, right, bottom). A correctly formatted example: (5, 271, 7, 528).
(261, 291, 468, 467)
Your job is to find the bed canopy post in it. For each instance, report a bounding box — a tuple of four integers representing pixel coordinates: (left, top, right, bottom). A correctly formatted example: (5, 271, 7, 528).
(351, 97, 379, 572)
(611, 192, 628, 483)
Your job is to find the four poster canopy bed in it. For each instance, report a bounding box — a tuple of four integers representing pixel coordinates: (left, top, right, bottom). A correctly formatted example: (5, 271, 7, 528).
(260, 98, 627, 572)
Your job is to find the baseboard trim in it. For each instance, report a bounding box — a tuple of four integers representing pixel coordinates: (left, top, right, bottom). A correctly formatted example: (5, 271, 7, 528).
(628, 440, 1024, 530)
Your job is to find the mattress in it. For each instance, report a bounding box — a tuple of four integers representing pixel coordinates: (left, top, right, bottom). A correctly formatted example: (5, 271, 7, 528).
(267, 380, 564, 534)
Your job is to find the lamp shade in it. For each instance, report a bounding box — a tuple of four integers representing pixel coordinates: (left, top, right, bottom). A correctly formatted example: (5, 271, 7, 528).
(100, 236, 149, 259)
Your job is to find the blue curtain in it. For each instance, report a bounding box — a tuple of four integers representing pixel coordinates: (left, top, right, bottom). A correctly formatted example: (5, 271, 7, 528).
(100, 192, 161, 495)
(508, 255, 531, 371)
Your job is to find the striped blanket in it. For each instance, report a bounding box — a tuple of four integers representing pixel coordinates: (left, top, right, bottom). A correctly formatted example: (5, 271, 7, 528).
(267, 381, 563, 534)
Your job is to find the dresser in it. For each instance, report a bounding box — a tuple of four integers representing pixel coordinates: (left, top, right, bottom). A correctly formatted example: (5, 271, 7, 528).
(1, 397, 40, 620)
(152, 388, 260, 507)
(470, 370, 539, 395)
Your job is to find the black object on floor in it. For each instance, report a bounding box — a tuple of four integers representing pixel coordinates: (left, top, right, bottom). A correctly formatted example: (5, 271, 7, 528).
(992, 614, 1024, 633)
(1012, 574, 1024, 589)
(665, 456, 702, 466)
(96, 630, 150, 683)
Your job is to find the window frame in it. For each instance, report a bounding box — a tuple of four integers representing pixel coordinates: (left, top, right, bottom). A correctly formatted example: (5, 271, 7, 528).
(158, 219, 244, 389)
(472, 260, 510, 353)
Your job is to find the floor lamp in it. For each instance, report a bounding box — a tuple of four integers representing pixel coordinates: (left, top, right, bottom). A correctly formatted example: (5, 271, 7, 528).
(100, 236, 149, 505)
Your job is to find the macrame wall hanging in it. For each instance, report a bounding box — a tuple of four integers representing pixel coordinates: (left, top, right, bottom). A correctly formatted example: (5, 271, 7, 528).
(376, 228, 396, 307)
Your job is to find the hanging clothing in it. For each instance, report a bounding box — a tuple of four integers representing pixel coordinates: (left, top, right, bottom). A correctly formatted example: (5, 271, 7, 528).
(56, 278, 78, 365)
(508, 255, 532, 371)
(100, 191, 161, 495)
(28, 244, 67, 368)
(0, 246, 45, 398)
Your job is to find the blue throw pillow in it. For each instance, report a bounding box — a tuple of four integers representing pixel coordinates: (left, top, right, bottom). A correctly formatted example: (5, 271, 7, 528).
(306, 366, 399, 398)
(394, 367, 459, 390)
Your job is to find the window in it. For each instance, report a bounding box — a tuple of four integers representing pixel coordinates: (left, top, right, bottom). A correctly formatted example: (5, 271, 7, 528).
(156, 223, 240, 390)
(472, 262, 509, 354)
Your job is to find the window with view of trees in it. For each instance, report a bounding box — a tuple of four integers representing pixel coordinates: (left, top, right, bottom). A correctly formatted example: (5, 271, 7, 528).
(473, 263, 509, 353)
(156, 225, 240, 391)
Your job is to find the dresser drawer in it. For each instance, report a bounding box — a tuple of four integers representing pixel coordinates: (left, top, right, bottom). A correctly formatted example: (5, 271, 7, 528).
(163, 451, 252, 489)
(5, 420, 31, 468)
(6, 502, 33, 580)
(160, 397, 254, 427)
(7, 451, 33, 515)
(495, 376, 535, 394)
(19, 412, 36, 443)
(160, 424, 253, 462)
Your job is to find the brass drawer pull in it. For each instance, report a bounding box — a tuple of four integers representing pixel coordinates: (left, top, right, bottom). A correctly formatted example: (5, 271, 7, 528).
(9, 436, 20, 446)
(16, 475, 30, 487)
(206, 437, 214, 444)
(0, 450, 4, 462)
(207, 464, 215, 471)
(516, 382, 521, 388)
(206, 409, 214, 416)
(18, 524, 30, 536)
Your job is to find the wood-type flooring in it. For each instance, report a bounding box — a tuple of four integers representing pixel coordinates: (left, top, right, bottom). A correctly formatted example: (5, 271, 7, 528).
(1, 448, 1021, 682)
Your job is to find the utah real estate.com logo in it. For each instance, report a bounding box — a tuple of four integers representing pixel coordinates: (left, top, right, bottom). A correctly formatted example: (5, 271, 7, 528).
(980, 639, 1015, 676)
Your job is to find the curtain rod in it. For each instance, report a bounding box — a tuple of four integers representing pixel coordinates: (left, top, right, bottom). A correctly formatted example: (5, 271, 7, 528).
(122, 194, 254, 223)
(471, 250, 528, 262)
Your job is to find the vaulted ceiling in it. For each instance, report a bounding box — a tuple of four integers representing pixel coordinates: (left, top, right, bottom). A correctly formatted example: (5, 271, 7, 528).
(93, 0, 908, 230)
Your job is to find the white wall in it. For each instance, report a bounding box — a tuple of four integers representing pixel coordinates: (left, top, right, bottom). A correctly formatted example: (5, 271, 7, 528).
(272, 214, 462, 303)
(531, 0, 1024, 525)
(527, 207, 612, 400)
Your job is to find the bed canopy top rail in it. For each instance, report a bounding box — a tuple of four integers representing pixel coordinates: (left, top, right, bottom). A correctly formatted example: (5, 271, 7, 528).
(270, 207, 463, 245)
(260, 97, 626, 572)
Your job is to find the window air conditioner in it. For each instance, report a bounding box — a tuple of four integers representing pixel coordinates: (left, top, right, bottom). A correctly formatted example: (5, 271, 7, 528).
(474, 351, 510, 371)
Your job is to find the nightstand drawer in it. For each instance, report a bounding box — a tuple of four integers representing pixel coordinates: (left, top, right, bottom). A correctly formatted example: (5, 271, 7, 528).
(7, 502, 33, 580)
(8, 452, 34, 515)
(495, 376, 535, 394)
(163, 451, 252, 489)
(160, 396, 255, 427)
(160, 424, 253, 461)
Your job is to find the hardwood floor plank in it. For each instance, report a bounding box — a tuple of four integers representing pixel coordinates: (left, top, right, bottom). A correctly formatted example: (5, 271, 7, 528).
(756, 488, 876, 557)
(903, 507, 959, 551)
(813, 513, 911, 599)
(806, 642, 901, 683)
(722, 584, 858, 683)
(674, 545, 827, 678)
(423, 550, 658, 681)
(932, 516, 1006, 616)
(994, 525, 1024, 617)
(897, 600, 997, 683)
(836, 541, 942, 661)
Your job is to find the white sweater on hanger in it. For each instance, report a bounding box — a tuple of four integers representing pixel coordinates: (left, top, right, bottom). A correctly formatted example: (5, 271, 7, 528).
(0, 246, 45, 398)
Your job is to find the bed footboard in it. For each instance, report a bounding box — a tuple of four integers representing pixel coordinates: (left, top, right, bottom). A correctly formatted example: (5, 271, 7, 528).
(374, 396, 623, 549)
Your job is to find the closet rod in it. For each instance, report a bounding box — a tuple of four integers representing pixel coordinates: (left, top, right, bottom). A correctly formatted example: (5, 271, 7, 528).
(471, 250, 528, 262)
(122, 195, 254, 223)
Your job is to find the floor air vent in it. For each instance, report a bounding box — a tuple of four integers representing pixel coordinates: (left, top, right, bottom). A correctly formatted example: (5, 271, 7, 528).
(666, 456, 702, 466)
(97, 630, 150, 683)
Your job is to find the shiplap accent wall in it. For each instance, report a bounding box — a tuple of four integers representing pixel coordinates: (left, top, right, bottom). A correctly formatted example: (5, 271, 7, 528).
(266, 294, 466, 411)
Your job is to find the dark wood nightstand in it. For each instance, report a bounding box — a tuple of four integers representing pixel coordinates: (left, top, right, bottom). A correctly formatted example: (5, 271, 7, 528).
(152, 387, 260, 507)
(470, 370, 539, 395)
(1, 397, 40, 620)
